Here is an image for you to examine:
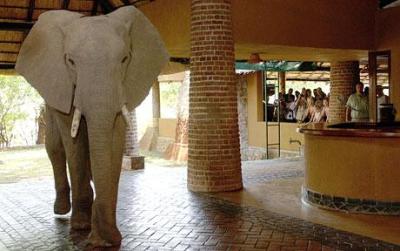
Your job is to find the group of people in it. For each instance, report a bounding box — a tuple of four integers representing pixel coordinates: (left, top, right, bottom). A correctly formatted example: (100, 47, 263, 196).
(273, 87, 329, 123)
(273, 82, 389, 123)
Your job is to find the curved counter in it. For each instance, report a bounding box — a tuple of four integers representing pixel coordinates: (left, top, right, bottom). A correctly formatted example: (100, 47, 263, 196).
(299, 122, 400, 215)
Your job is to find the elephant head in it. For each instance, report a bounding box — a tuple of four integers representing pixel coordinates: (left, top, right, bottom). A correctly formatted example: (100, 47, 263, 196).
(16, 6, 168, 247)
(16, 6, 168, 128)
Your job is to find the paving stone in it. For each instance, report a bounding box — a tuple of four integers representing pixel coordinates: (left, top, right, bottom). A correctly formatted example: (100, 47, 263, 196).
(0, 165, 398, 250)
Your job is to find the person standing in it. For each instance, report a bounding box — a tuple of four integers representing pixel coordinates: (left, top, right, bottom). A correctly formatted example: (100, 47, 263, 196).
(284, 88, 295, 103)
(376, 85, 389, 122)
(346, 82, 369, 122)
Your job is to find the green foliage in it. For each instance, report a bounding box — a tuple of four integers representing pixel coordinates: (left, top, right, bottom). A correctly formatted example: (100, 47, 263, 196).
(0, 75, 43, 148)
(160, 82, 180, 118)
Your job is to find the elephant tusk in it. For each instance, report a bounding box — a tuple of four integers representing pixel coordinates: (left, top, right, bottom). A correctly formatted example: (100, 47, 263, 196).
(71, 108, 82, 138)
(121, 104, 133, 129)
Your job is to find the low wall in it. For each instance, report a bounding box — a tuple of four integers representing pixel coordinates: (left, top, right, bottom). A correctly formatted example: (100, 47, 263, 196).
(248, 122, 305, 152)
(155, 119, 304, 160)
(159, 118, 177, 139)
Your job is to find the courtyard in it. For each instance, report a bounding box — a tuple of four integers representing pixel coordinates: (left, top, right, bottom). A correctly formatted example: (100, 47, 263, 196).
(0, 148, 399, 250)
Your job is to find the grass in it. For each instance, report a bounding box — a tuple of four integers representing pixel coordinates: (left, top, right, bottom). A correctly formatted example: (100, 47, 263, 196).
(0, 146, 186, 184)
(0, 146, 52, 184)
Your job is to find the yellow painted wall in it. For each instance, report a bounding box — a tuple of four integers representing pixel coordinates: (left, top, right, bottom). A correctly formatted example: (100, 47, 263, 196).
(231, 0, 375, 50)
(159, 118, 176, 139)
(246, 73, 304, 151)
(304, 134, 400, 201)
(375, 6, 400, 119)
(140, 0, 376, 59)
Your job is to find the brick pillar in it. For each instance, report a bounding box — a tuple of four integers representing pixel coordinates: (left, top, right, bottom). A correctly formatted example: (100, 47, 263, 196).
(188, 0, 242, 192)
(151, 81, 160, 150)
(330, 61, 360, 123)
(169, 71, 189, 161)
(237, 74, 248, 161)
(36, 105, 46, 144)
(124, 109, 144, 169)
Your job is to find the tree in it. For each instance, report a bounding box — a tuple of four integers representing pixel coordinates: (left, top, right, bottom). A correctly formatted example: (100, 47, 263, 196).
(0, 75, 42, 148)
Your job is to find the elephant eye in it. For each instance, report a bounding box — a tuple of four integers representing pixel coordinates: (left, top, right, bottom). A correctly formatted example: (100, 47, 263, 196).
(121, 56, 128, 64)
(68, 58, 75, 66)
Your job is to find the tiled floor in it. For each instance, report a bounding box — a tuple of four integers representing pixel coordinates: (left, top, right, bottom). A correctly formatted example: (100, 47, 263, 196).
(0, 158, 399, 250)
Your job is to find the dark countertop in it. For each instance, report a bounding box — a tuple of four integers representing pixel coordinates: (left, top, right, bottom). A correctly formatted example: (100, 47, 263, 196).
(297, 122, 400, 138)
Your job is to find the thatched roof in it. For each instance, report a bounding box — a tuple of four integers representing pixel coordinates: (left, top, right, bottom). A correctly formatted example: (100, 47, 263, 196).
(0, 0, 153, 72)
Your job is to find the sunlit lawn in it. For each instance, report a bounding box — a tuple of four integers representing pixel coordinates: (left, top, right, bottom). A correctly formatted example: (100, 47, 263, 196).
(0, 146, 185, 184)
(0, 146, 52, 184)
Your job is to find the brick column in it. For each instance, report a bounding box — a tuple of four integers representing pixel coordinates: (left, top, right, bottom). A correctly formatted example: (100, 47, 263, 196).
(151, 81, 160, 150)
(330, 61, 360, 123)
(124, 109, 144, 169)
(188, 0, 242, 192)
(169, 71, 189, 161)
(237, 74, 248, 161)
(36, 105, 46, 144)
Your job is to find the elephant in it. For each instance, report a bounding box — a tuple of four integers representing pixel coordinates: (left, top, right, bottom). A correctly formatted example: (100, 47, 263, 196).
(15, 6, 169, 247)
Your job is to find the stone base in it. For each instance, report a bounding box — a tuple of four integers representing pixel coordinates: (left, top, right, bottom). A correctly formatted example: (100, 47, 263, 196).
(302, 186, 400, 215)
(122, 156, 145, 170)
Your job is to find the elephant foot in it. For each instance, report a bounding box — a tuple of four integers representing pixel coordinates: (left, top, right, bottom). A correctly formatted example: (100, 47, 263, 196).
(54, 192, 71, 215)
(88, 229, 122, 247)
(71, 211, 91, 230)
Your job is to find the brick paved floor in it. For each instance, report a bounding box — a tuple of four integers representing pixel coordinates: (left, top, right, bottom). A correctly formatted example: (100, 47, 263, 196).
(0, 161, 398, 251)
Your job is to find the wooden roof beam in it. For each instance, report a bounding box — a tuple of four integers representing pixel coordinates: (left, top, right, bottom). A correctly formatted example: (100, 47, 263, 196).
(62, 0, 71, 10)
(0, 22, 34, 31)
(27, 0, 35, 22)
(99, 0, 115, 14)
(0, 63, 15, 69)
(91, 0, 99, 15)
(132, 0, 155, 6)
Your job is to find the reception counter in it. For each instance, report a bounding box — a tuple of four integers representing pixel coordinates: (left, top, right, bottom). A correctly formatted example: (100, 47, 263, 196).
(298, 122, 400, 215)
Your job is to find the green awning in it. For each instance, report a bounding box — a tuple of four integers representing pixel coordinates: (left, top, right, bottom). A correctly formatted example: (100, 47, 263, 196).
(235, 61, 324, 72)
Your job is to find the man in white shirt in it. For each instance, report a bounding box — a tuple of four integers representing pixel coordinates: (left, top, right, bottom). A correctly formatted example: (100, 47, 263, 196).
(346, 82, 369, 122)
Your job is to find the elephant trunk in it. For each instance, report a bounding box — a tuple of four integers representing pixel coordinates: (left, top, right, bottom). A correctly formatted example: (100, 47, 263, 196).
(85, 111, 126, 246)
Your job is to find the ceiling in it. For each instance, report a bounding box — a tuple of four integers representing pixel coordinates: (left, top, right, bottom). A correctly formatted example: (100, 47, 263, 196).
(0, 0, 395, 73)
(0, 0, 154, 70)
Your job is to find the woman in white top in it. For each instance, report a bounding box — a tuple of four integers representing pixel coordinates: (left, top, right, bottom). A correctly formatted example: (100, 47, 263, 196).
(310, 100, 326, 122)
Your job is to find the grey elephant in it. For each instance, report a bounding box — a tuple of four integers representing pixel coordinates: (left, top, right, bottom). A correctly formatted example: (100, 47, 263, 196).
(15, 6, 168, 247)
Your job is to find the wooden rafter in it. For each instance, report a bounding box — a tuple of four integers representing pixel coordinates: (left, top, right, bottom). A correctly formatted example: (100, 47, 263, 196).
(0, 51, 18, 54)
(0, 63, 15, 69)
(132, 0, 155, 6)
(27, 0, 35, 22)
(0, 41, 21, 44)
(0, 22, 34, 31)
(91, 0, 99, 15)
(99, 0, 115, 14)
(62, 0, 71, 10)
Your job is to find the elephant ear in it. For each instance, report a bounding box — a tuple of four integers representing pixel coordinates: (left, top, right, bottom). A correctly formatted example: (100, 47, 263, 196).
(16, 10, 82, 114)
(107, 6, 169, 111)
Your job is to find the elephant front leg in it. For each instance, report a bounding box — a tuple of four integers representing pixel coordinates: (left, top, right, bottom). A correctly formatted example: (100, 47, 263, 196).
(45, 106, 70, 215)
(54, 110, 94, 230)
